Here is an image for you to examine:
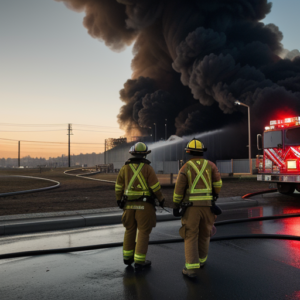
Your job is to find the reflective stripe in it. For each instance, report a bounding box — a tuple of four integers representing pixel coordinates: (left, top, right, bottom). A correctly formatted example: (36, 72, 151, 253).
(150, 182, 161, 193)
(189, 195, 213, 201)
(123, 250, 134, 259)
(125, 163, 151, 198)
(125, 205, 144, 210)
(138, 172, 148, 190)
(213, 180, 222, 188)
(134, 253, 146, 262)
(128, 164, 144, 190)
(199, 256, 207, 264)
(185, 263, 200, 269)
(173, 192, 183, 203)
(188, 160, 210, 193)
(115, 183, 124, 191)
(206, 170, 212, 188)
(185, 160, 212, 201)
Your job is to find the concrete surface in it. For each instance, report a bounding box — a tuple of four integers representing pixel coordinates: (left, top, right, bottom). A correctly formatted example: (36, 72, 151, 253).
(0, 196, 258, 235)
(1, 210, 300, 300)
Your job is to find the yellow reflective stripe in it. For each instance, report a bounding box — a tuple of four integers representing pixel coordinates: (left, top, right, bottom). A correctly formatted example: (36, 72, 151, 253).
(185, 263, 200, 269)
(189, 196, 213, 201)
(187, 168, 192, 188)
(134, 253, 146, 262)
(126, 163, 144, 194)
(139, 173, 148, 190)
(187, 160, 213, 196)
(190, 160, 208, 192)
(213, 180, 223, 187)
(134, 254, 146, 258)
(187, 160, 200, 174)
(125, 205, 144, 210)
(126, 163, 151, 197)
(126, 191, 151, 196)
(206, 169, 212, 188)
(199, 256, 207, 264)
(151, 182, 161, 193)
(115, 183, 123, 191)
(152, 186, 160, 193)
(150, 182, 160, 190)
(137, 174, 147, 190)
(173, 192, 183, 203)
(123, 250, 134, 259)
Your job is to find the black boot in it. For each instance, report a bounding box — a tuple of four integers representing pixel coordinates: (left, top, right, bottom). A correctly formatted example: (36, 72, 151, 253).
(124, 257, 134, 265)
(134, 260, 151, 270)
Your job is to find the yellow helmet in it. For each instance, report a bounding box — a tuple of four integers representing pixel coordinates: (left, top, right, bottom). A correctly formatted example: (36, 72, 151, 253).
(185, 138, 207, 153)
(129, 142, 151, 155)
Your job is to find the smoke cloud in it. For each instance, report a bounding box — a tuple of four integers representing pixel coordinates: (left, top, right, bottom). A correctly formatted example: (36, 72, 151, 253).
(56, 0, 300, 140)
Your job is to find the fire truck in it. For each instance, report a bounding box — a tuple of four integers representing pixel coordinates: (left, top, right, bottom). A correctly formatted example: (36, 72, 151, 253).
(256, 116, 300, 194)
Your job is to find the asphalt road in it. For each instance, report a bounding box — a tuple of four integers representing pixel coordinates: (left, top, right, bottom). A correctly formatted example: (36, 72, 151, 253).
(1, 193, 300, 300)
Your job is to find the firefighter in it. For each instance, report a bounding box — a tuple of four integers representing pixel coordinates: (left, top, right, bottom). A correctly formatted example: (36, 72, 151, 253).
(173, 138, 222, 278)
(115, 142, 165, 270)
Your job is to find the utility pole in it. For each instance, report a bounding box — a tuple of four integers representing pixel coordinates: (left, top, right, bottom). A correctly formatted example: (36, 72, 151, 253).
(67, 124, 73, 168)
(235, 101, 252, 174)
(154, 123, 157, 142)
(104, 139, 107, 164)
(165, 119, 167, 140)
(18, 141, 20, 167)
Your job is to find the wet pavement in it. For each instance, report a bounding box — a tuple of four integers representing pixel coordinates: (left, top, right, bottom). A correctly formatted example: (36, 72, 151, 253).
(1, 192, 300, 299)
(0, 195, 257, 235)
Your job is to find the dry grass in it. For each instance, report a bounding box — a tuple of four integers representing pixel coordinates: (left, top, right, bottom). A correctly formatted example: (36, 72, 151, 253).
(0, 168, 270, 216)
(0, 177, 54, 193)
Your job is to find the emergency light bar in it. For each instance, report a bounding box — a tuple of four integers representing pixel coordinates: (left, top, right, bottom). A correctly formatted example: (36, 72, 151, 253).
(265, 116, 300, 130)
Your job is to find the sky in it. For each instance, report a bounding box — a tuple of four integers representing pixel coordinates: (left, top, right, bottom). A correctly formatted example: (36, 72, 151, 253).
(1, 0, 300, 158)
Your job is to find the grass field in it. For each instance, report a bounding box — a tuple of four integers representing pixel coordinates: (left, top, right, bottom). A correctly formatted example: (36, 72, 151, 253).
(0, 168, 270, 216)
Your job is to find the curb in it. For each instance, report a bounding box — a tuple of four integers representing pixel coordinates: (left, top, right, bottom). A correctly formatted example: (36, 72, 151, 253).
(0, 198, 258, 236)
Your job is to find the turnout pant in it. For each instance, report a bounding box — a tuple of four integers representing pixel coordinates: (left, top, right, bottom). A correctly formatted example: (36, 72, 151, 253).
(122, 202, 156, 263)
(179, 206, 215, 269)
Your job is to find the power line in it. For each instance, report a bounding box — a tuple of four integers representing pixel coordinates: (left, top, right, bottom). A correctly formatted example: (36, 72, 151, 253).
(0, 138, 104, 144)
(73, 123, 120, 129)
(0, 123, 122, 129)
(0, 123, 65, 127)
(75, 129, 123, 133)
(0, 130, 66, 132)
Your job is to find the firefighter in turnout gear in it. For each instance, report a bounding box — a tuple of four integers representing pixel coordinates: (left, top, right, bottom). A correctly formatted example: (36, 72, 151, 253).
(173, 138, 222, 278)
(115, 142, 165, 270)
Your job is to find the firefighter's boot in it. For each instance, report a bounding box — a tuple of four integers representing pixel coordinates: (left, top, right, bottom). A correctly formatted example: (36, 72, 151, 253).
(134, 260, 151, 270)
(182, 267, 197, 278)
(124, 257, 134, 265)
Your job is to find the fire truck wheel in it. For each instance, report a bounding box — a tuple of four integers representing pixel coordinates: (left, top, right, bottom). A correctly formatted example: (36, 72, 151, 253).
(296, 184, 300, 193)
(277, 183, 296, 195)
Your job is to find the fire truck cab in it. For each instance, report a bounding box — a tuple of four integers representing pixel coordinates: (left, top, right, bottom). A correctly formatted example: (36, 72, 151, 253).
(256, 116, 300, 194)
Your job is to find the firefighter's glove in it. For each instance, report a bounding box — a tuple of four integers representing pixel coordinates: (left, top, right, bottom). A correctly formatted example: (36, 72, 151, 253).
(213, 193, 219, 201)
(159, 199, 165, 208)
(173, 208, 181, 217)
(117, 200, 123, 209)
(210, 203, 222, 215)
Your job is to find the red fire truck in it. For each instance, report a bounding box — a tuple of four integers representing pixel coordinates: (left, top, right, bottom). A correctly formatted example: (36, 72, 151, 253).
(256, 116, 300, 194)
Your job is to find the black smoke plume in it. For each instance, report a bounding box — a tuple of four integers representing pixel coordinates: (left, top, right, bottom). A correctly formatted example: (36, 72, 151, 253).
(56, 0, 300, 141)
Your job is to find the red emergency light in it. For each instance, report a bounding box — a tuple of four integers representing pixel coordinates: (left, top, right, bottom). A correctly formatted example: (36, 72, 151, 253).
(265, 116, 300, 130)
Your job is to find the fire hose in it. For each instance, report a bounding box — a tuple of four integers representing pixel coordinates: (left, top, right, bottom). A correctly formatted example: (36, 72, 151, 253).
(1, 213, 300, 260)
